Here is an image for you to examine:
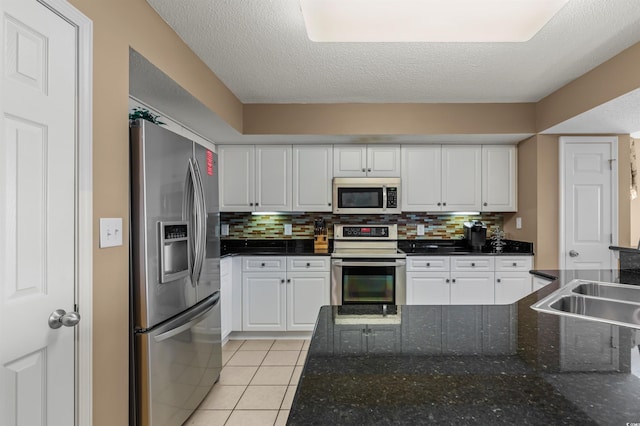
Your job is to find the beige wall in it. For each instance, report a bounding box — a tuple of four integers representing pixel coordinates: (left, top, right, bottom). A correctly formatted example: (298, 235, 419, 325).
(244, 103, 536, 135)
(56, 1, 640, 422)
(632, 139, 640, 246)
(503, 135, 559, 269)
(536, 42, 640, 132)
(65, 1, 242, 424)
(505, 134, 632, 270)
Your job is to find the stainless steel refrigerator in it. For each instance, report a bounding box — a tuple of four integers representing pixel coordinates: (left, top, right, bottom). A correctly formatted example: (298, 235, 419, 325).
(129, 119, 221, 426)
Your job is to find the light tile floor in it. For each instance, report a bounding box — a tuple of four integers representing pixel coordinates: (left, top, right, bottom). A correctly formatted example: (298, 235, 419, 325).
(184, 339, 309, 426)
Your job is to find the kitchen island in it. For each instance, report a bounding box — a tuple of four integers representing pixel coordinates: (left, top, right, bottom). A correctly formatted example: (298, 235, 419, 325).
(288, 270, 640, 425)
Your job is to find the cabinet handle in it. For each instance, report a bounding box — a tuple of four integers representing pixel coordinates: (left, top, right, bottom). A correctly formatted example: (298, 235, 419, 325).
(256, 202, 259, 206)
(328, 202, 331, 206)
(512, 262, 517, 267)
(362, 168, 366, 172)
(368, 168, 371, 172)
(437, 202, 441, 206)
(426, 262, 430, 267)
(287, 278, 291, 283)
(446, 278, 450, 283)
(451, 278, 456, 283)
(249, 202, 254, 206)
(483, 202, 488, 206)
(471, 262, 476, 267)
(497, 278, 502, 283)
(261, 263, 265, 267)
(306, 262, 311, 267)
(443, 202, 447, 206)
(280, 279, 285, 283)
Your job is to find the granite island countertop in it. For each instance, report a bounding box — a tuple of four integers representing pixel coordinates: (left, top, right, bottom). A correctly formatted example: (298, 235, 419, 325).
(288, 270, 640, 425)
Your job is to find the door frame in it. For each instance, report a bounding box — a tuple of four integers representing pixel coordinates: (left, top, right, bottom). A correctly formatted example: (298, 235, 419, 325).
(36, 0, 93, 424)
(559, 136, 618, 270)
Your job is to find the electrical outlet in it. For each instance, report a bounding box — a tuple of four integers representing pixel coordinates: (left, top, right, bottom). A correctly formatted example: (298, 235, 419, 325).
(417, 224, 425, 236)
(516, 217, 522, 229)
(284, 223, 292, 235)
(100, 218, 123, 248)
(221, 224, 229, 236)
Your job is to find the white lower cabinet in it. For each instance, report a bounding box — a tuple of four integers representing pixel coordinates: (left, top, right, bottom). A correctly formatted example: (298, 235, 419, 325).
(243, 272, 287, 331)
(286, 271, 330, 331)
(241, 256, 330, 332)
(450, 272, 495, 305)
(406, 273, 450, 304)
(532, 276, 553, 291)
(220, 257, 233, 340)
(495, 272, 532, 304)
(406, 255, 533, 305)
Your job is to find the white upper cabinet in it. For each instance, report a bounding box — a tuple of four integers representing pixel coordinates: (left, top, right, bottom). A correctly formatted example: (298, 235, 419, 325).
(292, 145, 333, 212)
(441, 145, 482, 211)
(219, 145, 255, 212)
(401, 145, 442, 211)
(255, 145, 292, 211)
(402, 145, 488, 212)
(219, 145, 292, 212)
(334, 145, 400, 177)
(481, 145, 517, 211)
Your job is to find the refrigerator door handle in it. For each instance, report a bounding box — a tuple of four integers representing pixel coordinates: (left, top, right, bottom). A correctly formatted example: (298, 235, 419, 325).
(191, 158, 207, 285)
(183, 159, 200, 287)
(153, 293, 219, 343)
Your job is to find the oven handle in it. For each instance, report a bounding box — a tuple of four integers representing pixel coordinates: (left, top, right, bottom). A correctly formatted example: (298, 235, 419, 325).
(332, 260, 406, 267)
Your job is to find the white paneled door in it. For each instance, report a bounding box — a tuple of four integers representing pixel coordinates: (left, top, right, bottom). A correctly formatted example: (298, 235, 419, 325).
(1, 0, 79, 424)
(561, 137, 617, 270)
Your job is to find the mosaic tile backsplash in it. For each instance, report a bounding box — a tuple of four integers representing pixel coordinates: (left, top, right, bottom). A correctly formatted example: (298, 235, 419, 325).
(221, 212, 504, 240)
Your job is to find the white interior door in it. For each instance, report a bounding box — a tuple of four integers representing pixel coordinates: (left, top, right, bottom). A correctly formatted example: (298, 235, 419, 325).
(1, 0, 79, 424)
(560, 137, 617, 270)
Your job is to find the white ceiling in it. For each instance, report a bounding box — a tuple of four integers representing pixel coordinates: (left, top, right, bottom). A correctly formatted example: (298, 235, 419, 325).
(136, 0, 640, 142)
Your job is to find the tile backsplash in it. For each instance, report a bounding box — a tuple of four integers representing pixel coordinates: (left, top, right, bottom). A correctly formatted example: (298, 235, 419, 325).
(221, 212, 504, 240)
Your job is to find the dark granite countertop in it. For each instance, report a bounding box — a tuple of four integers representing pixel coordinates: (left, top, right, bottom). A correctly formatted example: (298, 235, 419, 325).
(221, 239, 533, 257)
(288, 270, 640, 425)
(610, 245, 640, 253)
(399, 239, 533, 256)
(531, 269, 640, 285)
(221, 239, 331, 256)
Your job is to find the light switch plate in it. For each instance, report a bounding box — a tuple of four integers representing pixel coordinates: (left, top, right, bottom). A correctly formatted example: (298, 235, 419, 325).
(417, 224, 425, 236)
(100, 218, 123, 248)
(516, 217, 522, 229)
(221, 224, 229, 236)
(284, 223, 292, 236)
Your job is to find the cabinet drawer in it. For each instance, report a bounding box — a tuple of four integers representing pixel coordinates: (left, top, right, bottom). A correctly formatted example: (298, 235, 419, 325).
(450, 256, 494, 272)
(287, 256, 330, 272)
(242, 256, 286, 272)
(406, 256, 450, 272)
(495, 256, 533, 272)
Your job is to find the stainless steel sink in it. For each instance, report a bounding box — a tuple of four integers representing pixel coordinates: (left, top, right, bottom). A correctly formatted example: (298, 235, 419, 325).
(531, 279, 640, 329)
(571, 281, 640, 303)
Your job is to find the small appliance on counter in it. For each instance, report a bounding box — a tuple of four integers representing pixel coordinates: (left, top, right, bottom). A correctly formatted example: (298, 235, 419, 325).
(463, 220, 487, 251)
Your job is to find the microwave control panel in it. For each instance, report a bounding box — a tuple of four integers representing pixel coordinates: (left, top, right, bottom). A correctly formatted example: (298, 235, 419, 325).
(386, 187, 398, 208)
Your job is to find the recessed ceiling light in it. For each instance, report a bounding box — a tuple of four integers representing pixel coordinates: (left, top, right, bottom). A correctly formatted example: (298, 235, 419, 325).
(300, 0, 570, 42)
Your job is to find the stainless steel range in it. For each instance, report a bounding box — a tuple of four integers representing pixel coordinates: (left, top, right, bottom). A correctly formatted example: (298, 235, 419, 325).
(331, 224, 406, 305)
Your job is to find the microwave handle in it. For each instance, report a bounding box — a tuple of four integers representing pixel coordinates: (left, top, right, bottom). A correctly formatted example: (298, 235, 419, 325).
(382, 185, 388, 211)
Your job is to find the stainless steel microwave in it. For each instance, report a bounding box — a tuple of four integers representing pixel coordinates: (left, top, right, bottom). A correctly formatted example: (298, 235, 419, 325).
(332, 177, 401, 214)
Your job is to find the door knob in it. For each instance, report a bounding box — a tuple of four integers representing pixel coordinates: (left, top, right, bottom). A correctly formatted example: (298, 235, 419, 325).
(569, 250, 579, 257)
(49, 309, 81, 329)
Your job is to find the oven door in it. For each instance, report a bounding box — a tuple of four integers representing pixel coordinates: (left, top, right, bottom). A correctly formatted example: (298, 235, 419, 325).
(331, 258, 406, 305)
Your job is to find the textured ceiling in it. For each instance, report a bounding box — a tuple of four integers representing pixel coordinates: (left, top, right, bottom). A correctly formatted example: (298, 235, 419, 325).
(146, 0, 640, 104)
(135, 0, 640, 141)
